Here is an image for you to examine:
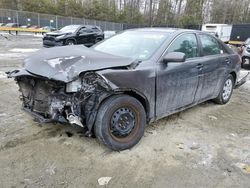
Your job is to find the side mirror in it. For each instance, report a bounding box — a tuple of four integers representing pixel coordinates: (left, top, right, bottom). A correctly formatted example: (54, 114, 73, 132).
(163, 52, 186, 63)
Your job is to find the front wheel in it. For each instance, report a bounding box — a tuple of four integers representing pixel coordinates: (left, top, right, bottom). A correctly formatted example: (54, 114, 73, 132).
(94, 95, 146, 151)
(213, 74, 234, 104)
(65, 39, 76, 45)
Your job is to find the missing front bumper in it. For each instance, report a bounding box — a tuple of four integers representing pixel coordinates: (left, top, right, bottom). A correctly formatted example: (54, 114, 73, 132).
(23, 107, 54, 123)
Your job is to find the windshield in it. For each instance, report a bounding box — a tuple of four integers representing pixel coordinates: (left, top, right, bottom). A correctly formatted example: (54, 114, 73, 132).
(93, 31, 171, 60)
(60, 25, 79, 33)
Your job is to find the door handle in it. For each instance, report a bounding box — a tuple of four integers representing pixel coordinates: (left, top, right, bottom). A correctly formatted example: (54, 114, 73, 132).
(196, 64, 203, 70)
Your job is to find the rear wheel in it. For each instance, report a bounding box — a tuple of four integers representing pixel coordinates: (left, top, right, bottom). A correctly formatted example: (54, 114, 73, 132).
(95, 38, 103, 44)
(213, 74, 234, 104)
(94, 95, 146, 151)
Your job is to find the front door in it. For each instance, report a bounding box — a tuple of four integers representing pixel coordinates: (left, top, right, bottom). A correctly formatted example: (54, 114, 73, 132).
(76, 27, 88, 45)
(156, 33, 201, 119)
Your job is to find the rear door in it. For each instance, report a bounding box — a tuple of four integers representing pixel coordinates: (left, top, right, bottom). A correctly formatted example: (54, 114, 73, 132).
(195, 34, 230, 101)
(156, 33, 201, 118)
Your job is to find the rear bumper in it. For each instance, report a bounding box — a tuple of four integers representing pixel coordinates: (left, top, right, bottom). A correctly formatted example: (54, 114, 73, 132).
(235, 72, 250, 88)
(242, 49, 250, 58)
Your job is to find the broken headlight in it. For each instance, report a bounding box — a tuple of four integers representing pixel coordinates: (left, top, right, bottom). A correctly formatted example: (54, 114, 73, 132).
(55, 34, 66, 40)
(66, 72, 111, 93)
(66, 78, 82, 93)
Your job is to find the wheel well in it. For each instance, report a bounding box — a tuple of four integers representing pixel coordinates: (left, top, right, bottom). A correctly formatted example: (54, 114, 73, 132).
(88, 91, 150, 133)
(66, 38, 76, 44)
(122, 90, 149, 120)
(95, 37, 103, 42)
(230, 72, 236, 85)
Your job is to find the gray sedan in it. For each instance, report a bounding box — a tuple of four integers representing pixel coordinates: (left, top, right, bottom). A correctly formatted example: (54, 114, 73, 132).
(8, 28, 243, 150)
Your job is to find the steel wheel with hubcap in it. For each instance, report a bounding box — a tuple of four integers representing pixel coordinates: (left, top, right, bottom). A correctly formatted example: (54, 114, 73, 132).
(214, 74, 234, 104)
(94, 95, 146, 151)
(222, 79, 233, 101)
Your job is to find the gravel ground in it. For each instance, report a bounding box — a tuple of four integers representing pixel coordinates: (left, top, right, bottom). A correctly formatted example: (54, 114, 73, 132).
(0, 34, 250, 188)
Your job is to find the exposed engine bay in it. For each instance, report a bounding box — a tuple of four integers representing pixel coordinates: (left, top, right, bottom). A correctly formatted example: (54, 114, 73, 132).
(16, 72, 113, 135)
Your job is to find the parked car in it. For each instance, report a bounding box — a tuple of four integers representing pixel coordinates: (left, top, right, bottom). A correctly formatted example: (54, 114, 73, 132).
(29, 25, 40, 29)
(104, 30, 116, 38)
(5, 23, 20, 27)
(20, 25, 31, 29)
(241, 37, 250, 67)
(43, 25, 104, 47)
(42, 26, 56, 31)
(8, 28, 246, 151)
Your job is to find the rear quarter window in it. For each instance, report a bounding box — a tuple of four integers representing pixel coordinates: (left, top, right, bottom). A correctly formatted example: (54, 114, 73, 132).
(199, 34, 225, 56)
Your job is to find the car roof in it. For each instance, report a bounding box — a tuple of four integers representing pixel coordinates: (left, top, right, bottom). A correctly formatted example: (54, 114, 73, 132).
(67, 24, 99, 28)
(127, 27, 199, 34)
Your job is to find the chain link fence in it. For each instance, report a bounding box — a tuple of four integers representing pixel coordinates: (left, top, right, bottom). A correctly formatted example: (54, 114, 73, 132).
(0, 8, 123, 31)
(0, 8, 203, 32)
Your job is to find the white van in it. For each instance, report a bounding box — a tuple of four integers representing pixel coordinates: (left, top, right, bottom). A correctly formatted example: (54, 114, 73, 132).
(202, 24, 232, 43)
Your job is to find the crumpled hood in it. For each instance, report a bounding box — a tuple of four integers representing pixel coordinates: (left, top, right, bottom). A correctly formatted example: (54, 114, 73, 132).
(24, 45, 134, 82)
(46, 31, 72, 36)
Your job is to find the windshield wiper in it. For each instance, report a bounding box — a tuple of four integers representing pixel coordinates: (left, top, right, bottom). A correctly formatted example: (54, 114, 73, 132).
(129, 59, 142, 69)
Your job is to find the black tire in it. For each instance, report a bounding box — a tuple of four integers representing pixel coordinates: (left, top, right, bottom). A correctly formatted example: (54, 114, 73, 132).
(94, 95, 146, 151)
(213, 74, 234, 104)
(95, 38, 103, 44)
(65, 39, 76, 45)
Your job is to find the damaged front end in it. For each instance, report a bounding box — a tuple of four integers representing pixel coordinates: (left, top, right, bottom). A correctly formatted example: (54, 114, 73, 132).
(9, 71, 113, 135)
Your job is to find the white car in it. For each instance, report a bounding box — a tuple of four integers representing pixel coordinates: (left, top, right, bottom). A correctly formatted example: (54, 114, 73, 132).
(242, 38, 250, 67)
(104, 31, 116, 39)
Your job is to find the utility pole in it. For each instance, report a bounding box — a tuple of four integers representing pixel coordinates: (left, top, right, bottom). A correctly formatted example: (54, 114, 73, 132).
(149, 0, 153, 27)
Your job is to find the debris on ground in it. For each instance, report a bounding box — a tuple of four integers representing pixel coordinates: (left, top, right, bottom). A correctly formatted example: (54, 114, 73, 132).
(46, 163, 57, 175)
(243, 165, 250, 173)
(208, 115, 218, 121)
(98, 177, 112, 186)
(146, 130, 157, 136)
(188, 142, 200, 150)
(176, 142, 184, 149)
(235, 163, 250, 174)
